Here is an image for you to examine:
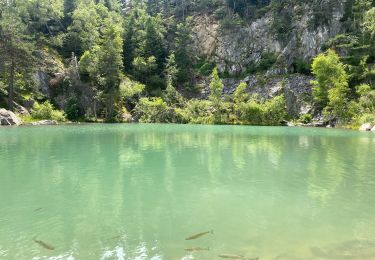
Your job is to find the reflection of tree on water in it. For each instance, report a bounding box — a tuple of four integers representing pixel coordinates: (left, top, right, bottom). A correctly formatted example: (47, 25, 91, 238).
(306, 135, 375, 204)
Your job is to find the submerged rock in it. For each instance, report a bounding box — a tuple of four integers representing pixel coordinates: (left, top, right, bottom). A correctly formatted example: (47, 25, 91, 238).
(359, 123, 373, 131)
(0, 108, 22, 126)
(31, 120, 58, 125)
(311, 240, 375, 259)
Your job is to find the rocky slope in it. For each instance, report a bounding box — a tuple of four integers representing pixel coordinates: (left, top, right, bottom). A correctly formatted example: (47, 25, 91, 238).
(191, 0, 346, 75)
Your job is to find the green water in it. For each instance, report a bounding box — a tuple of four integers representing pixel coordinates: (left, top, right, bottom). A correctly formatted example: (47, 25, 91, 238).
(1, 124, 375, 260)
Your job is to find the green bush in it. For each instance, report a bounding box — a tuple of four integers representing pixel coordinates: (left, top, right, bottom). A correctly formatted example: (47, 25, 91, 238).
(258, 53, 278, 72)
(196, 59, 216, 76)
(234, 95, 287, 126)
(350, 113, 375, 129)
(134, 97, 174, 123)
(235, 99, 264, 125)
(263, 95, 288, 125)
(184, 99, 214, 124)
(292, 58, 311, 75)
(31, 101, 66, 121)
(298, 113, 312, 124)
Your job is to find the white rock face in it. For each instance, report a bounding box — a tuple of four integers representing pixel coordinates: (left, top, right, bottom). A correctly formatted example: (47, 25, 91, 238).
(359, 123, 373, 131)
(191, 1, 345, 75)
(31, 120, 58, 125)
(0, 108, 22, 126)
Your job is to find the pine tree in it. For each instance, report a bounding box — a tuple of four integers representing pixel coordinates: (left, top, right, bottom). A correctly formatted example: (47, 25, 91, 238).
(174, 22, 194, 83)
(0, 1, 35, 111)
(143, 17, 167, 74)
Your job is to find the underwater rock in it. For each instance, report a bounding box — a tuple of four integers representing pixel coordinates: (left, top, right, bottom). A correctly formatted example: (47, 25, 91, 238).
(311, 240, 375, 259)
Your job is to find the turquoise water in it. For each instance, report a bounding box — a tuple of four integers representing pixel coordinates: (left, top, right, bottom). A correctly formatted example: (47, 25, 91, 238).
(1, 124, 375, 259)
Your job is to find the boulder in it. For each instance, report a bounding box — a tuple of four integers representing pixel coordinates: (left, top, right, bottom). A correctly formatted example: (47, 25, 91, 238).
(0, 108, 22, 126)
(371, 126, 375, 132)
(31, 120, 58, 126)
(359, 123, 373, 131)
(120, 112, 133, 123)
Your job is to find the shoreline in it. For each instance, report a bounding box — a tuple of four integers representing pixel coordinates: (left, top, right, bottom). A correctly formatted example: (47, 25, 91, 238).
(1, 121, 372, 133)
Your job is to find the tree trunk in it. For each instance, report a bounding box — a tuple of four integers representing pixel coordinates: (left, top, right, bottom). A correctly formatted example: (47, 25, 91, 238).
(8, 54, 15, 111)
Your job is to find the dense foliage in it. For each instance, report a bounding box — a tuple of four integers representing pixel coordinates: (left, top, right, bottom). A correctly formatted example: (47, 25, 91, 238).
(0, 0, 374, 127)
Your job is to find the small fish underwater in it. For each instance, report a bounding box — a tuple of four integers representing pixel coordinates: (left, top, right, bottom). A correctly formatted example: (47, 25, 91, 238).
(218, 254, 259, 259)
(184, 247, 210, 252)
(185, 230, 214, 240)
(33, 237, 55, 250)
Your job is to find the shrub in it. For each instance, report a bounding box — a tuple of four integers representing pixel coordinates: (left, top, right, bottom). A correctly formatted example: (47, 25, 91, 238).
(134, 97, 174, 123)
(258, 53, 278, 72)
(31, 101, 66, 121)
(263, 95, 288, 125)
(237, 99, 264, 125)
(357, 84, 375, 113)
(184, 99, 214, 124)
(292, 58, 311, 75)
(298, 113, 312, 124)
(198, 62, 216, 76)
(234, 95, 287, 126)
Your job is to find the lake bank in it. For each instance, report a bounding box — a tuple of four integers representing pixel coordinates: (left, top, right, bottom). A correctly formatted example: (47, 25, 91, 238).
(2, 107, 375, 132)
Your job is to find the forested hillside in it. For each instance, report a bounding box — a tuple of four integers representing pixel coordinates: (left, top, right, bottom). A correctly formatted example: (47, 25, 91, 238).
(0, 0, 374, 127)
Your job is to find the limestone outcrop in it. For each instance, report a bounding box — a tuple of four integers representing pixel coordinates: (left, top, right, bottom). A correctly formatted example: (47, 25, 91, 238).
(0, 109, 22, 126)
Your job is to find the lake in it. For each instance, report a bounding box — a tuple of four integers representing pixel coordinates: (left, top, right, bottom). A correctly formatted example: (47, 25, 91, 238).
(1, 124, 375, 259)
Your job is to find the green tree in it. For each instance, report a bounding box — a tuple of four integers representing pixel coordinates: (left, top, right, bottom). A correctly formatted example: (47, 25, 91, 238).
(0, 1, 35, 111)
(174, 22, 194, 83)
(311, 49, 351, 122)
(233, 82, 249, 104)
(123, 15, 137, 73)
(209, 68, 224, 103)
(65, 0, 102, 56)
(164, 53, 178, 86)
(143, 16, 167, 74)
(363, 7, 375, 39)
(163, 53, 184, 106)
(78, 4, 123, 119)
(352, 0, 372, 31)
(209, 68, 228, 123)
(98, 19, 124, 118)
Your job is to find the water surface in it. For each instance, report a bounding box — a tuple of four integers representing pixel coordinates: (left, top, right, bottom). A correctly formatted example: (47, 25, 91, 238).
(1, 124, 375, 259)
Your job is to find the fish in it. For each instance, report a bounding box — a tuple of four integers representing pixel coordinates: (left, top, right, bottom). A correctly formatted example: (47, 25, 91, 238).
(34, 208, 42, 212)
(33, 237, 55, 250)
(218, 254, 245, 259)
(218, 254, 259, 259)
(184, 247, 210, 252)
(185, 230, 213, 240)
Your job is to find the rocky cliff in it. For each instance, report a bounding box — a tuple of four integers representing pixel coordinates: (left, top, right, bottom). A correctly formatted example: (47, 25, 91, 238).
(191, 0, 346, 75)
(189, 0, 349, 118)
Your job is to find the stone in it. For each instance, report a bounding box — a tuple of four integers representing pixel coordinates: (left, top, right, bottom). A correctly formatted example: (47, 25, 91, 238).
(191, 1, 345, 75)
(371, 126, 375, 132)
(359, 123, 373, 131)
(31, 120, 58, 126)
(0, 108, 22, 126)
(120, 112, 133, 123)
